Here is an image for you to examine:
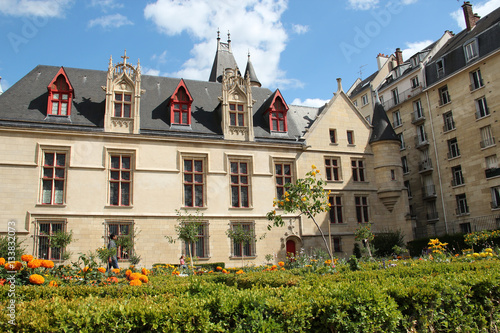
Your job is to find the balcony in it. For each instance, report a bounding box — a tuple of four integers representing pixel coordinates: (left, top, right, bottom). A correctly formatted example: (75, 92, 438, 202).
(480, 137, 496, 149)
(422, 185, 437, 199)
(382, 86, 423, 110)
(411, 109, 425, 124)
(486, 168, 500, 179)
(415, 136, 429, 149)
(443, 120, 455, 133)
(418, 159, 433, 173)
(456, 206, 470, 216)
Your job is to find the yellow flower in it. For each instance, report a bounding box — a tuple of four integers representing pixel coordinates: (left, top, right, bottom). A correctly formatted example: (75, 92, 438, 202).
(284, 191, 289, 196)
(316, 169, 320, 174)
(112, 268, 121, 274)
(236, 270, 244, 274)
(311, 164, 316, 169)
(285, 198, 290, 202)
(98, 267, 106, 273)
(278, 261, 284, 267)
(311, 172, 316, 176)
(301, 197, 307, 202)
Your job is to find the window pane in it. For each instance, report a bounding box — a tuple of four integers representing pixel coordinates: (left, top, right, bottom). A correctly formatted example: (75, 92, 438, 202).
(238, 105, 243, 111)
(60, 103, 67, 115)
(195, 185, 203, 206)
(194, 174, 203, 183)
(240, 176, 248, 184)
(114, 103, 121, 117)
(42, 180, 52, 204)
(238, 114, 244, 126)
(275, 164, 282, 175)
(111, 171, 120, 180)
(184, 174, 193, 183)
(55, 168, 65, 179)
(121, 183, 130, 206)
(115, 93, 122, 101)
(174, 112, 180, 124)
(231, 186, 239, 207)
(230, 162, 238, 174)
(184, 185, 193, 206)
(241, 187, 249, 207)
(53, 93, 59, 100)
(45, 152, 54, 166)
(124, 104, 131, 118)
(122, 157, 130, 169)
(124, 94, 131, 102)
(44, 168, 53, 179)
(240, 163, 247, 174)
(230, 113, 236, 126)
(54, 181, 64, 204)
(110, 182, 119, 205)
(184, 160, 193, 172)
(121, 171, 130, 180)
(181, 111, 188, 124)
(194, 160, 202, 172)
(56, 154, 66, 166)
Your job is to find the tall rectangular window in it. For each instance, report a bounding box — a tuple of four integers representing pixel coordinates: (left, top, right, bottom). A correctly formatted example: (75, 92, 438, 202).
(114, 92, 132, 118)
(41, 151, 67, 205)
(456, 194, 469, 216)
(229, 103, 244, 126)
(230, 161, 250, 207)
(329, 196, 343, 224)
(347, 130, 355, 145)
(417, 125, 427, 145)
(404, 180, 412, 198)
(451, 165, 465, 187)
(436, 59, 444, 78)
(439, 85, 450, 105)
(480, 125, 495, 148)
(392, 110, 402, 128)
(491, 187, 500, 209)
(329, 129, 337, 144)
(361, 94, 368, 106)
(475, 97, 489, 119)
(325, 157, 341, 181)
(355, 196, 369, 223)
(231, 223, 255, 257)
(413, 100, 424, 120)
(398, 133, 405, 150)
(402, 156, 409, 174)
(470, 69, 484, 90)
(332, 237, 342, 252)
(184, 223, 209, 258)
(275, 162, 292, 200)
(411, 76, 419, 88)
(447, 138, 460, 159)
(392, 88, 399, 105)
(106, 222, 132, 260)
(109, 154, 132, 206)
(183, 158, 205, 207)
(352, 159, 365, 182)
(443, 111, 455, 132)
(35, 220, 66, 260)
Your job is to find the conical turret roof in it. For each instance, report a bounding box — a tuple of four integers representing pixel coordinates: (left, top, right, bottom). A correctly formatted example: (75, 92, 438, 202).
(209, 31, 239, 83)
(369, 101, 399, 143)
(244, 54, 261, 87)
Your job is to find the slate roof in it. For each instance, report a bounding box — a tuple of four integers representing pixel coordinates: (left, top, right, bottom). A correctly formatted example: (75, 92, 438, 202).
(0, 65, 307, 144)
(369, 102, 399, 143)
(348, 71, 378, 98)
(425, 5, 500, 87)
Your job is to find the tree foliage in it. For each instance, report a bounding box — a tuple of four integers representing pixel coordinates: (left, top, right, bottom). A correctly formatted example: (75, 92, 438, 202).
(266, 165, 333, 262)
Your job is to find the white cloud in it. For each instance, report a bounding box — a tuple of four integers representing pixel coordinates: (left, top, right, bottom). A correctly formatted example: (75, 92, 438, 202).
(151, 50, 168, 65)
(144, 0, 292, 88)
(89, 0, 123, 11)
(400, 0, 418, 4)
(451, 0, 500, 29)
(401, 40, 433, 60)
(143, 68, 161, 76)
(292, 24, 309, 35)
(88, 14, 133, 29)
(0, 0, 72, 17)
(348, 0, 379, 10)
(291, 98, 329, 107)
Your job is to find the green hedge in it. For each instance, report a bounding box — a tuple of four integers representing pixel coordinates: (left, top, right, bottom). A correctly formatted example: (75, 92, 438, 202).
(1, 261, 499, 332)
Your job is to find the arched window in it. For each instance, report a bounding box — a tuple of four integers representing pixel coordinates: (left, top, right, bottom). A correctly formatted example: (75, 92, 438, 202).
(47, 68, 73, 116)
(170, 80, 193, 125)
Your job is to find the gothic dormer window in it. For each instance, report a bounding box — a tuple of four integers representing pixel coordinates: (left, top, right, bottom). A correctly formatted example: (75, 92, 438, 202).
(114, 91, 132, 118)
(47, 68, 73, 116)
(170, 80, 193, 125)
(229, 103, 245, 126)
(267, 90, 289, 133)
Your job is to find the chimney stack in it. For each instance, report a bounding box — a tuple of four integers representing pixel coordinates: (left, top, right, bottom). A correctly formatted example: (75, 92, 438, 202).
(376, 53, 389, 70)
(462, 1, 480, 31)
(395, 48, 403, 66)
(336, 78, 343, 93)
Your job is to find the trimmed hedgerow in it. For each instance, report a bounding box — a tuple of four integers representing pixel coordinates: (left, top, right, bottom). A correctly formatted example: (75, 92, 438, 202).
(0, 261, 499, 332)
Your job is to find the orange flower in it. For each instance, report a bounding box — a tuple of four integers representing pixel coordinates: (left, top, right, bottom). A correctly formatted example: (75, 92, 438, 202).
(107, 276, 119, 283)
(128, 272, 142, 281)
(278, 261, 284, 267)
(222, 269, 228, 274)
(172, 271, 180, 276)
(48, 280, 58, 287)
(141, 268, 149, 275)
(281, 267, 285, 271)
(112, 268, 121, 274)
(29, 274, 45, 285)
(0, 258, 5, 266)
(5, 261, 22, 271)
(41, 260, 54, 269)
(83, 266, 91, 273)
(27, 259, 42, 269)
(271, 265, 277, 270)
(21, 254, 33, 262)
(98, 267, 106, 273)
(139, 274, 148, 283)
(129, 279, 142, 286)
(216, 266, 222, 271)
(236, 270, 244, 274)
(125, 269, 132, 277)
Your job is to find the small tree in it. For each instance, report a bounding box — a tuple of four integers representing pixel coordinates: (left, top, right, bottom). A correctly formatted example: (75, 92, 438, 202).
(266, 165, 334, 263)
(226, 224, 256, 267)
(354, 224, 375, 257)
(48, 230, 74, 261)
(166, 209, 204, 272)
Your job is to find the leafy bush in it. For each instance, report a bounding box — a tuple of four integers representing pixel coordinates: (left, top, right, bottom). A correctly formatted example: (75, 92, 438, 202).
(372, 230, 405, 257)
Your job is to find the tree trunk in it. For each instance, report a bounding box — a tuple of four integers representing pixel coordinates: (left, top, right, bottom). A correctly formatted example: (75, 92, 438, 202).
(307, 209, 334, 264)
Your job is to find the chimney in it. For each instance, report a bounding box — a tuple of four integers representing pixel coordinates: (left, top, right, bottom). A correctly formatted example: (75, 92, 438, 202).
(395, 48, 403, 66)
(462, 1, 480, 31)
(336, 78, 343, 93)
(376, 53, 389, 70)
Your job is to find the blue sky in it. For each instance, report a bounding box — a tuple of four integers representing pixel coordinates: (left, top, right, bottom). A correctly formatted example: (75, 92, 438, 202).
(0, 0, 499, 106)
